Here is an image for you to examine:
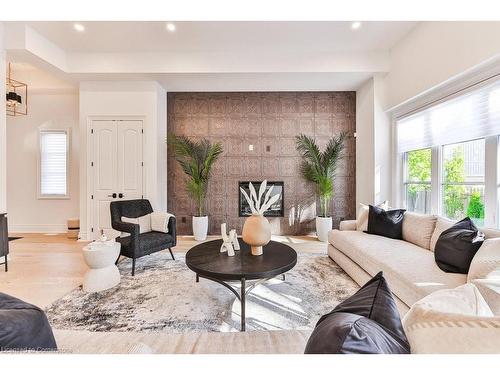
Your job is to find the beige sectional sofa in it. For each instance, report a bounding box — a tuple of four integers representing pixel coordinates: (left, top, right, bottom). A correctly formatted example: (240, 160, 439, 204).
(328, 212, 500, 315)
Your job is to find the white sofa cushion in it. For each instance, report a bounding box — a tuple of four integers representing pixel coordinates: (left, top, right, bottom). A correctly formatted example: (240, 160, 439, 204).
(356, 201, 388, 231)
(482, 227, 500, 239)
(402, 212, 437, 250)
(329, 230, 466, 306)
(402, 284, 500, 353)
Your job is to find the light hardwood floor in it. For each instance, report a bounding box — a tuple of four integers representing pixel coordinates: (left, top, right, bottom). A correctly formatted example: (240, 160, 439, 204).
(0, 233, 326, 309)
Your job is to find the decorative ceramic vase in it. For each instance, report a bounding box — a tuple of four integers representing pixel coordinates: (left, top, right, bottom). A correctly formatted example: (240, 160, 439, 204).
(192, 216, 208, 241)
(316, 216, 332, 242)
(242, 214, 271, 256)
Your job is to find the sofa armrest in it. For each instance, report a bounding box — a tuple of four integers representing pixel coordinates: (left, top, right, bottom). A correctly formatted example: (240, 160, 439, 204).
(339, 220, 357, 231)
(468, 238, 500, 315)
(468, 238, 500, 282)
(167, 216, 177, 247)
(471, 279, 500, 316)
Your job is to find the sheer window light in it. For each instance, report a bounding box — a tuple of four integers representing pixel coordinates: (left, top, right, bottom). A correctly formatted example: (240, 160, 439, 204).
(39, 130, 69, 197)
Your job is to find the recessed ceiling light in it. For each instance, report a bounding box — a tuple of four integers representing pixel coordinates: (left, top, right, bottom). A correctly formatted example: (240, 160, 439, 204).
(73, 23, 85, 32)
(166, 23, 176, 32)
(351, 21, 362, 30)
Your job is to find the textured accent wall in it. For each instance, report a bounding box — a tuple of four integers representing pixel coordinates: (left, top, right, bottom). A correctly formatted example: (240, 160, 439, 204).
(167, 92, 356, 235)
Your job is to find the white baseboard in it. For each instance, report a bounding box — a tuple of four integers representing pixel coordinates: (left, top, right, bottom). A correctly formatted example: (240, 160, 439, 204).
(9, 224, 67, 234)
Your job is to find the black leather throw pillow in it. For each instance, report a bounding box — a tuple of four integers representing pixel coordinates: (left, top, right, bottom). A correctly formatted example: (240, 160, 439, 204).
(366, 205, 406, 240)
(434, 217, 485, 274)
(0, 292, 57, 351)
(304, 272, 410, 354)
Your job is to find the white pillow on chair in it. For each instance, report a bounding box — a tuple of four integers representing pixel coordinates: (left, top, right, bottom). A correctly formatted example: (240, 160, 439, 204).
(150, 212, 174, 233)
(120, 214, 152, 237)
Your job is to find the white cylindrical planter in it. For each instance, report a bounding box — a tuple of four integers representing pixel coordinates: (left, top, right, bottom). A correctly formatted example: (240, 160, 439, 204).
(316, 216, 332, 242)
(193, 216, 208, 241)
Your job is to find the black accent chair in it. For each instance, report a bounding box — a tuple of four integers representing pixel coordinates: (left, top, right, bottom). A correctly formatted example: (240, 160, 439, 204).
(110, 199, 176, 276)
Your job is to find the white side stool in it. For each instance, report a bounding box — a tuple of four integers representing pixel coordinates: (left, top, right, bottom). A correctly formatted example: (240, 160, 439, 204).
(82, 241, 121, 293)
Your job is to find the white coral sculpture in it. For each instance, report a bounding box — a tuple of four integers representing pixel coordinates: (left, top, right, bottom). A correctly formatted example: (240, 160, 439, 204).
(239, 180, 281, 215)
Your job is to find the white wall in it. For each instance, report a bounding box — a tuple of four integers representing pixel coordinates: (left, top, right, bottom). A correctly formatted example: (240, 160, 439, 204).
(79, 81, 167, 239)
(355, 76, 392, 210)
(0, 24, 7, 214)
(7, 94, 79, 232)
(355, 78, 375, 210)
(373, 75, 391, 204)
(386, 22, 500, 110)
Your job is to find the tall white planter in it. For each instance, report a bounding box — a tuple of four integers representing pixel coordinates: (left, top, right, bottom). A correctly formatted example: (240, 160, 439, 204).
(316, 216, 332, 242)
(193, 216, 208, 241)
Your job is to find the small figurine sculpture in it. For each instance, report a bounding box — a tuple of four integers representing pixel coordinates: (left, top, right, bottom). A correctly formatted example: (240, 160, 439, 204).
(220, 223, 240, 256)
(231, 229, 240, 251)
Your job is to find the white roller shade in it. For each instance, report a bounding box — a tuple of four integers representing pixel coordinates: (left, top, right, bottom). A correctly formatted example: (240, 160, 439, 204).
(40, 130, 68, 196)
(397, 78, 500, 153)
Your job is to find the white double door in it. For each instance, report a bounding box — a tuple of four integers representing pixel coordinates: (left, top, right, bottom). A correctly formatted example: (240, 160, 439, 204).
(91, 120, 143, 240)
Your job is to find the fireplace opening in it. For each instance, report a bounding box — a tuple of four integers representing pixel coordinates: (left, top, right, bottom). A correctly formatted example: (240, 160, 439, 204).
(238, 181, 284, 217)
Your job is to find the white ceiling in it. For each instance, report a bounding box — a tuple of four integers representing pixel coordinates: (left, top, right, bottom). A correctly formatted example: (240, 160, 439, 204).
(6, 21, 419, 91)
(25, 21, 417, 53)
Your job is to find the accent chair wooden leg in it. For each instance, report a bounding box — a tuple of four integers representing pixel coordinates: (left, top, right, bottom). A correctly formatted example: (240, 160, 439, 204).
(168, 247, 175, 260)
(4, 255, 7, 272)
(132, 258, 136, 276)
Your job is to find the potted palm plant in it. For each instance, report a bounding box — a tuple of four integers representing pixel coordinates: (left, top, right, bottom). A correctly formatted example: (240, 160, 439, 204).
(168, 134, 223, 241)
(295, 132, 346, 242)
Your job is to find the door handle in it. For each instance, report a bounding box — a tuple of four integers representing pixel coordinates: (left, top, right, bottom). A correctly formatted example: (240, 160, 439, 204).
(118, 193, 124, 198)
(108, 193, 117, 198)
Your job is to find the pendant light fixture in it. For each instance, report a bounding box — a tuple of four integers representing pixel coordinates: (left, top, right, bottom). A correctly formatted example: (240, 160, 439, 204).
(5, 63, 28, 116)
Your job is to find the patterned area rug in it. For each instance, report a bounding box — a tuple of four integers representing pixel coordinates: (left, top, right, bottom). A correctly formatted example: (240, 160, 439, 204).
(46, 251, 358, 333)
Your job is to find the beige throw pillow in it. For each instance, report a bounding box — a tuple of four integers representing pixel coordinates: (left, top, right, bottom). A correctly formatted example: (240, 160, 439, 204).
(402, 212, 437, 250)
(150, 212, 174, 233)
(356, 201, 389, 231)
(429, 216, 455, 252)
(121, 214, 152, 237)
(402, 284, 500, 353)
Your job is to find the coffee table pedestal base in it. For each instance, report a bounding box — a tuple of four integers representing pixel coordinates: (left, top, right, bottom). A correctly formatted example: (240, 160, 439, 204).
(196, 273, 285, 331)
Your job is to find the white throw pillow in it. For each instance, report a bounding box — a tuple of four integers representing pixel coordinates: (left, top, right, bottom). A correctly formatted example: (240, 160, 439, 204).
(150, 212, 174, 233)
(402, 212, 437, 250)
(356, 201, 389, 231)
(402, 284, 500, 354)
(429, 216, 455, 252)
(121, 214, 152, 237)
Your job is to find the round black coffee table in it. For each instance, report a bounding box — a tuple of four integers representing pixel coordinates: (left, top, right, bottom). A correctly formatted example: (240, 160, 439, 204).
(185, 239, 297, 331)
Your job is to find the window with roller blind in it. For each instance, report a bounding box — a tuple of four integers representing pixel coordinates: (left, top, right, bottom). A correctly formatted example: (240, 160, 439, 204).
(39, 130, 69, 198)
(397, 77, 500, 228)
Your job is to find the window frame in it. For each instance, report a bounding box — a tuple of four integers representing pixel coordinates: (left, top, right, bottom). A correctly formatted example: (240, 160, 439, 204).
(402, 148, 433, 214)
(398, 136, 498, 228)
(439, 138, 486, 224)
(37, 129, 71, 200)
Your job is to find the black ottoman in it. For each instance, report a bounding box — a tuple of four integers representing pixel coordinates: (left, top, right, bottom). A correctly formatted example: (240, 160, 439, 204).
(0, 292, 57, 351)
